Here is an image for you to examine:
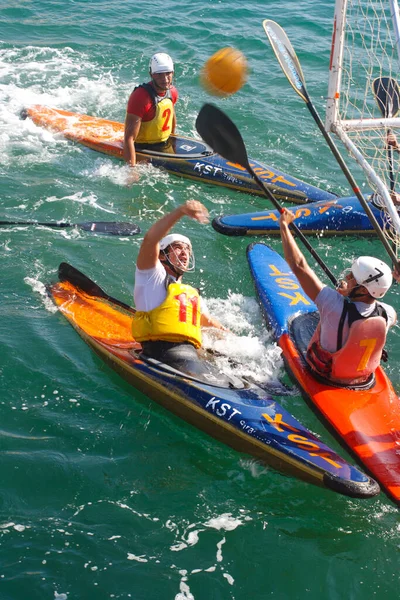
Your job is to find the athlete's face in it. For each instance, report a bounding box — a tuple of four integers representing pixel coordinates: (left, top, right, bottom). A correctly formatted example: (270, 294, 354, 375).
(337, 270, 362, 296)
(167, 242, 191, 271)
(151, 71, 173, 93)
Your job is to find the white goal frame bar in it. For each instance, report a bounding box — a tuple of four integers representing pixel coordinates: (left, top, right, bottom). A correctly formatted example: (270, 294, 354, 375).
(326, 0, 400, 238)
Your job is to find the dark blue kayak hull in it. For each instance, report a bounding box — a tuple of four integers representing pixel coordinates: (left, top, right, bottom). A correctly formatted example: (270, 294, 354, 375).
(213, 196, 384, 236)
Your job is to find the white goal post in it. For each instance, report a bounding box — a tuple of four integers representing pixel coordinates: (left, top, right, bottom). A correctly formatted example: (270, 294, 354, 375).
(326, 0, 400, 252)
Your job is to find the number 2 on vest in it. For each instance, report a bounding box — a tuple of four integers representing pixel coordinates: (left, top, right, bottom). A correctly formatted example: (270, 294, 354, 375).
(161, 108, 171, 132)
(174, 293, 199, 326)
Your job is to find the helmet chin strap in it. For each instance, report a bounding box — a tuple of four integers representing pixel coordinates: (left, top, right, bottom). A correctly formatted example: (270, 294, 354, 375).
(160, 252, 183, 278)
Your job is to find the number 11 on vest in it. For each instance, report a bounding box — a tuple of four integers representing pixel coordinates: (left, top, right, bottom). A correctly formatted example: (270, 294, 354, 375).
(174, 293, 199, 325)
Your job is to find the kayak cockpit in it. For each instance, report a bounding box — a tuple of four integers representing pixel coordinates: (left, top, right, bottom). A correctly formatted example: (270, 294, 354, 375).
(132, 351, 247, 390)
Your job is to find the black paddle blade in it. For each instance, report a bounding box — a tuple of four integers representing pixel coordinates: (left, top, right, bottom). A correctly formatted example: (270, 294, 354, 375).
(195, 103, 250, 168)
(0, 220, 140, 236)
(58, 262, 134, 312)
(77, 221, 141, 236)
(373, 76, 400, 118)
(58, 262, 109, 298)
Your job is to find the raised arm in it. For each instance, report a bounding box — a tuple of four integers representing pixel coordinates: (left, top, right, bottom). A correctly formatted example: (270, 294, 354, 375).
(136, 200, 209, 270)
(279, 208, 324, 302)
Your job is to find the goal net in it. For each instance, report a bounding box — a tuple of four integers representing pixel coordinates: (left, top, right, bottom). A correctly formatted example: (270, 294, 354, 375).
(326, 0, 400, 255)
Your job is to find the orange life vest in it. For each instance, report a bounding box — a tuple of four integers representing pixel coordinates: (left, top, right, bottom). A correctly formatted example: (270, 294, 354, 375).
(306, 300, 388, 385)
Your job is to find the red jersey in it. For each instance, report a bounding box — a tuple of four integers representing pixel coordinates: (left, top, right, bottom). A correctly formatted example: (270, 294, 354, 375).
(126, 83, 178, 121)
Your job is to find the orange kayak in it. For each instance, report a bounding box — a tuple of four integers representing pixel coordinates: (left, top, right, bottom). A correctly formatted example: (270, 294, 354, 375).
(248, 242, 400, 505)
(22, 105, 337, 203)
(47, 262, 380, 498)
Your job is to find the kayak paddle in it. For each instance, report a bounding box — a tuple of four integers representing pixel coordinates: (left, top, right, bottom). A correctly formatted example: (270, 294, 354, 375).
(372, 76, 400, 194)
(195, 103, 338, 286)
(0, 220, 140, 236)
(263, 19, 399, 268)
(58, 262, 135, 312)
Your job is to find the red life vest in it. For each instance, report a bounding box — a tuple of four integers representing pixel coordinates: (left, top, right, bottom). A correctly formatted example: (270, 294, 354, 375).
(306, 300, 388, 385)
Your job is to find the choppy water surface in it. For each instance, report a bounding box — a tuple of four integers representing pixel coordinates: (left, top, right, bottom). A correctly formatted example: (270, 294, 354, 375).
(1, 1, 400, 599)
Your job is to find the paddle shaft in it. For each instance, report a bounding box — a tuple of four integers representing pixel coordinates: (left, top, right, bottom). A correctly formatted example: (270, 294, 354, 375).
(0, 220, 140, 236)
(195, 103, 338, 286)
(247, 163, 338, 285)
(306, 101, 399, 263)
(0, 220, 79, 228)
(263, 19, 399, 267)
(388, 143, 395, 192)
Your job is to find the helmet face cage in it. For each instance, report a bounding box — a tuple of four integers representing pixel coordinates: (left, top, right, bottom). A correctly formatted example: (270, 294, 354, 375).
(159, 234, 194, 276)
(335, 267, 353, 292)
(163, 243, 195, 275)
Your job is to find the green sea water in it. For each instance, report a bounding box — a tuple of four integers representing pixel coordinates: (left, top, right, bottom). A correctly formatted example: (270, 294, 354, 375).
(2, 1, 400, 599)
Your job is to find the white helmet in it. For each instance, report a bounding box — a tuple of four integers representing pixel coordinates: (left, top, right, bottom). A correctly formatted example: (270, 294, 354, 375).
(149, 53, 174, 74)
(351, 256, 392, 298)
(160, 233, 191, 250)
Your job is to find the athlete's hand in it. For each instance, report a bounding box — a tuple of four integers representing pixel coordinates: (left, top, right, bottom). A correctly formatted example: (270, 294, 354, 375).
(393, 264, 400, 284)
(125, 167, 140, 186)
(390, 191, 400, 206)
(179, 200, 209, 224)
(387, 132, 400, 150)
(279, 207, 295, 227)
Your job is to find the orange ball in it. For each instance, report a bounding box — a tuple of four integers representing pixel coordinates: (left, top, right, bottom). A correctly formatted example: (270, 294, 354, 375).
(201, 47, 248, 97)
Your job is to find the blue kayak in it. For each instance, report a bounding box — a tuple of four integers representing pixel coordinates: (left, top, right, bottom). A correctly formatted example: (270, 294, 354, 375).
(213, 196, 385, 236)
(48, 262, 379, 499)
(247, 242, 400, 505)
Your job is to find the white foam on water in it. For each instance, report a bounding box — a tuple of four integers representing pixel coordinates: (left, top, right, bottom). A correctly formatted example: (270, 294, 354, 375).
(81, 158, 171, 188)
(127, 553, 148, 563)
(216, 538, 225, 562)
(30, 190, 116, 214)
(223, 572, 234, 585)
(0, 43, 125, 167)
(202, 293, 284, 386)
(170, 513, 247, 598)
(24, 261, 58, 314)
(204, 513, 247, 532)
(175, 579, 195, 600)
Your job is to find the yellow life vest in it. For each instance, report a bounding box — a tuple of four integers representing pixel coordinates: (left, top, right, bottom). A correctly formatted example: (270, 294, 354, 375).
(131, 282, 202, 348)
(136, 89, 174, 144)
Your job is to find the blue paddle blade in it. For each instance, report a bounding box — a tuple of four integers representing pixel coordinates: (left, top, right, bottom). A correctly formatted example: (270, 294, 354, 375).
(76, 221, 141, 235)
